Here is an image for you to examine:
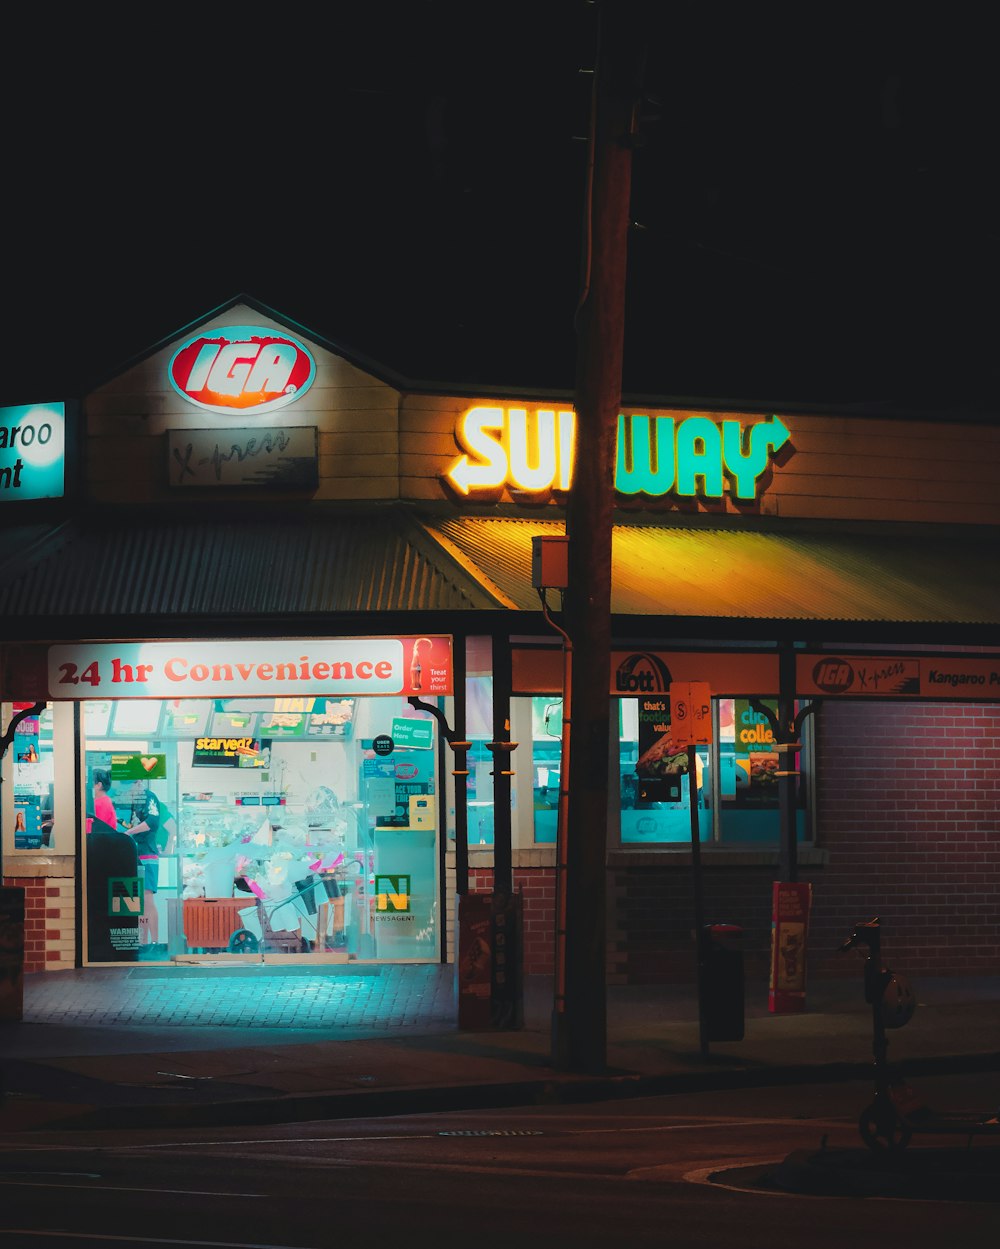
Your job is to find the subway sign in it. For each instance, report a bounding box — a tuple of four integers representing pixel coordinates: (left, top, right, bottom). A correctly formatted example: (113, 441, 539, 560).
(443, 406, 791, 502)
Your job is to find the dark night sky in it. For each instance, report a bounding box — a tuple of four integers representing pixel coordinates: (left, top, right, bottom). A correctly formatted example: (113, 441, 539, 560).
(4, 3, 999, 414)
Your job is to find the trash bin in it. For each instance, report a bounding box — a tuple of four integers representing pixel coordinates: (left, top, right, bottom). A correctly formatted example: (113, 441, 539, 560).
(701, 922, 744, 1041)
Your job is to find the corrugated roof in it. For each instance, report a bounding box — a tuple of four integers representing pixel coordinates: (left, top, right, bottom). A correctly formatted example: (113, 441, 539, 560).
(5, 510, 998, 629)
(422, 516, 1000, 625)
(0, 509, 502, 624)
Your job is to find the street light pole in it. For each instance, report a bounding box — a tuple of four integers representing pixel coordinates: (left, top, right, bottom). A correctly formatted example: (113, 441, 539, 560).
(556, 1, 647, 1074)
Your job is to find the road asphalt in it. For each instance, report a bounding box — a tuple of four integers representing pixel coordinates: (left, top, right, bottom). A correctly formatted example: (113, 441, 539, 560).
(1, 962, 998, 1141)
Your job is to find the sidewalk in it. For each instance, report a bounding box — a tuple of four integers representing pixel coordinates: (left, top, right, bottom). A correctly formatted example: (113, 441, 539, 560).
(1, 964, 999, 1134)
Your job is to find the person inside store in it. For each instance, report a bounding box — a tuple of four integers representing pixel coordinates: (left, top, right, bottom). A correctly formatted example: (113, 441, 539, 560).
(124, 788, 174, 953)
(86, 768, 121, 835)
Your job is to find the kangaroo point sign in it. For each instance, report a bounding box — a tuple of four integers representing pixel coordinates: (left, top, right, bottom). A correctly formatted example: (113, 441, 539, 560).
(443, 406, 791, 503)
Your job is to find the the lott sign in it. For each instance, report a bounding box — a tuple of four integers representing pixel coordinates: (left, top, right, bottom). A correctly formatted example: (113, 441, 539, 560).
(443, 406, 791, 502)
(47, 637, 454, 699)
(168, 325, 316, 415)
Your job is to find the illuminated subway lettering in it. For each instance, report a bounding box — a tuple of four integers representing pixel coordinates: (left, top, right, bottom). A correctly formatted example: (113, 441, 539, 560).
(445, 407, 790, 501)
(446, 405, 575, 496)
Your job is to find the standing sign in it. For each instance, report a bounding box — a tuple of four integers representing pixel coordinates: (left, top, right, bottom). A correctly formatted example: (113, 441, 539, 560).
(669, 680, 714, 1054)
(669, 682, 713, 746)
(768, 881, 813, 1013)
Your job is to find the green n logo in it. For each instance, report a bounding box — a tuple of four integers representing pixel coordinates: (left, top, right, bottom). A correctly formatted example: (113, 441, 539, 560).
(375, 874, 410, 913)
(108, 876, 144, 916)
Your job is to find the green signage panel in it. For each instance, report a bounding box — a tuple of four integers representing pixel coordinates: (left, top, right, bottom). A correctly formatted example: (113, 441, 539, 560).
(390, 718, 434, 750)
(110, 752, 167, 780)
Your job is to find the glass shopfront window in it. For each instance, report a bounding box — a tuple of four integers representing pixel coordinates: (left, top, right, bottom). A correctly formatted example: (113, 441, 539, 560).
(465, 675, 496, 846)
(81, 695, 440, 965)
(530, 696, 562, 845)
(615, 695, 811, 847)
(717, 696, 811, 844)
(619, 697, 712, 844)
(10, 704, 55, 851)
(3, 701, 75, 860)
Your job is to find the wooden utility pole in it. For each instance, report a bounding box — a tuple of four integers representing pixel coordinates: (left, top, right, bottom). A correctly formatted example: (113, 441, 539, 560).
(555, 1, 646, 1074)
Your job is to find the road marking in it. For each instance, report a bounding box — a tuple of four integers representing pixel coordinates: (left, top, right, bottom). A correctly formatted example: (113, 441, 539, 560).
(0, 1180, 263, 1197)
(0, 1233, 304, 1247)
(92, 1116, 852, 1152)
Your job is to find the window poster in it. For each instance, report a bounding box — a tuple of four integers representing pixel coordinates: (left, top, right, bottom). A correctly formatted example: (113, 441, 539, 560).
(14, 796, 42, 849)
(732, 698, 779, 803)
(635, 696, 686, 802)
(361, 742, 435, 828)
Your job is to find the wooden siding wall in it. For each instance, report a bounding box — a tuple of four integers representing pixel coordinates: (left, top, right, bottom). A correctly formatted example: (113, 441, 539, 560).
(84, 307, 403, 505)
(401, 397, 1000, 527)
(83, 308, 1000, 527)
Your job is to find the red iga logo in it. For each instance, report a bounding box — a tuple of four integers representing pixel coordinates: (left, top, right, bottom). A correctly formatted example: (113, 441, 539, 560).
(812, 657, 855, 693)
(168, 325, 316, 414)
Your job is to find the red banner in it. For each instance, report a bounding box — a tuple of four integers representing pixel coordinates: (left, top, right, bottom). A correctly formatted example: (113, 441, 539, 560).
(768, 881, 812, 1013)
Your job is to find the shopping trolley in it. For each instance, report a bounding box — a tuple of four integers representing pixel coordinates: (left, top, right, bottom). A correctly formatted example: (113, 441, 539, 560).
(227, 871, 346, 955)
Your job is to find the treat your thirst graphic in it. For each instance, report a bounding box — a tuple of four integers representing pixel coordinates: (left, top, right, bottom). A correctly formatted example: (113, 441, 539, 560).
(409, 638, 433, 691)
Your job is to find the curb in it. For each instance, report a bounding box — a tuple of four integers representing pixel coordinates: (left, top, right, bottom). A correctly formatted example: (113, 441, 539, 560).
(771, 1145, 1000, 1201)
(7, 1050, 999, 1134)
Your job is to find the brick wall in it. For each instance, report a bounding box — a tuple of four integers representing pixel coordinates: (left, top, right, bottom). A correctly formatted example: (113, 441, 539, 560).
(467, 701, 1000, 987)
(810, 699, 1000, 979)
(467, 867, 557, 975)
(607, 860, 803, 984)
(3, 875, 75, 972)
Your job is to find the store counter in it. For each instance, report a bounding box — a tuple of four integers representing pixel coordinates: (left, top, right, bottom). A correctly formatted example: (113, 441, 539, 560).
(182, 896, 253, 950)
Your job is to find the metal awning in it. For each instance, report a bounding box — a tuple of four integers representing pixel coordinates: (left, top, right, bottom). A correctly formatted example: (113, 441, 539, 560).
(420, 515, 1000, 626)
(0, 506, 502, 632)
(3, 508, 999, 639)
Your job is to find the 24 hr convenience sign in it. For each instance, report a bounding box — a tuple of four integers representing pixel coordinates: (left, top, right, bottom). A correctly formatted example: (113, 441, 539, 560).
(48, 637, 453, 699)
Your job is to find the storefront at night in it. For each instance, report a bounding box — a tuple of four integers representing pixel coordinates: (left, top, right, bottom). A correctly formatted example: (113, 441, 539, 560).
(2, 296, 999, 985)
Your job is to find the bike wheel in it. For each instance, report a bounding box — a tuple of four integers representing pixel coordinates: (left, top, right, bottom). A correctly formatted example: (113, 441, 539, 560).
(859, 1100, 911, 1152)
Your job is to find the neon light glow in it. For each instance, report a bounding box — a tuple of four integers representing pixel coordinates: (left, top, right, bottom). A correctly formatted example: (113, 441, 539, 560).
(0, 403, 65, 501)
(443, 407, 789, 501)
(446, 405, 576, 496)
(168, 325, 316, 415)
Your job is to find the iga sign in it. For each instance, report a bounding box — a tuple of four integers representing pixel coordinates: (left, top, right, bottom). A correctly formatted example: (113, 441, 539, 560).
(0, 403, 65, 501)
(443, 406, 790, 502)
(168, 325, 316, 415)
(798, 654, 1000, 699)
(48, 636, 454, 699)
